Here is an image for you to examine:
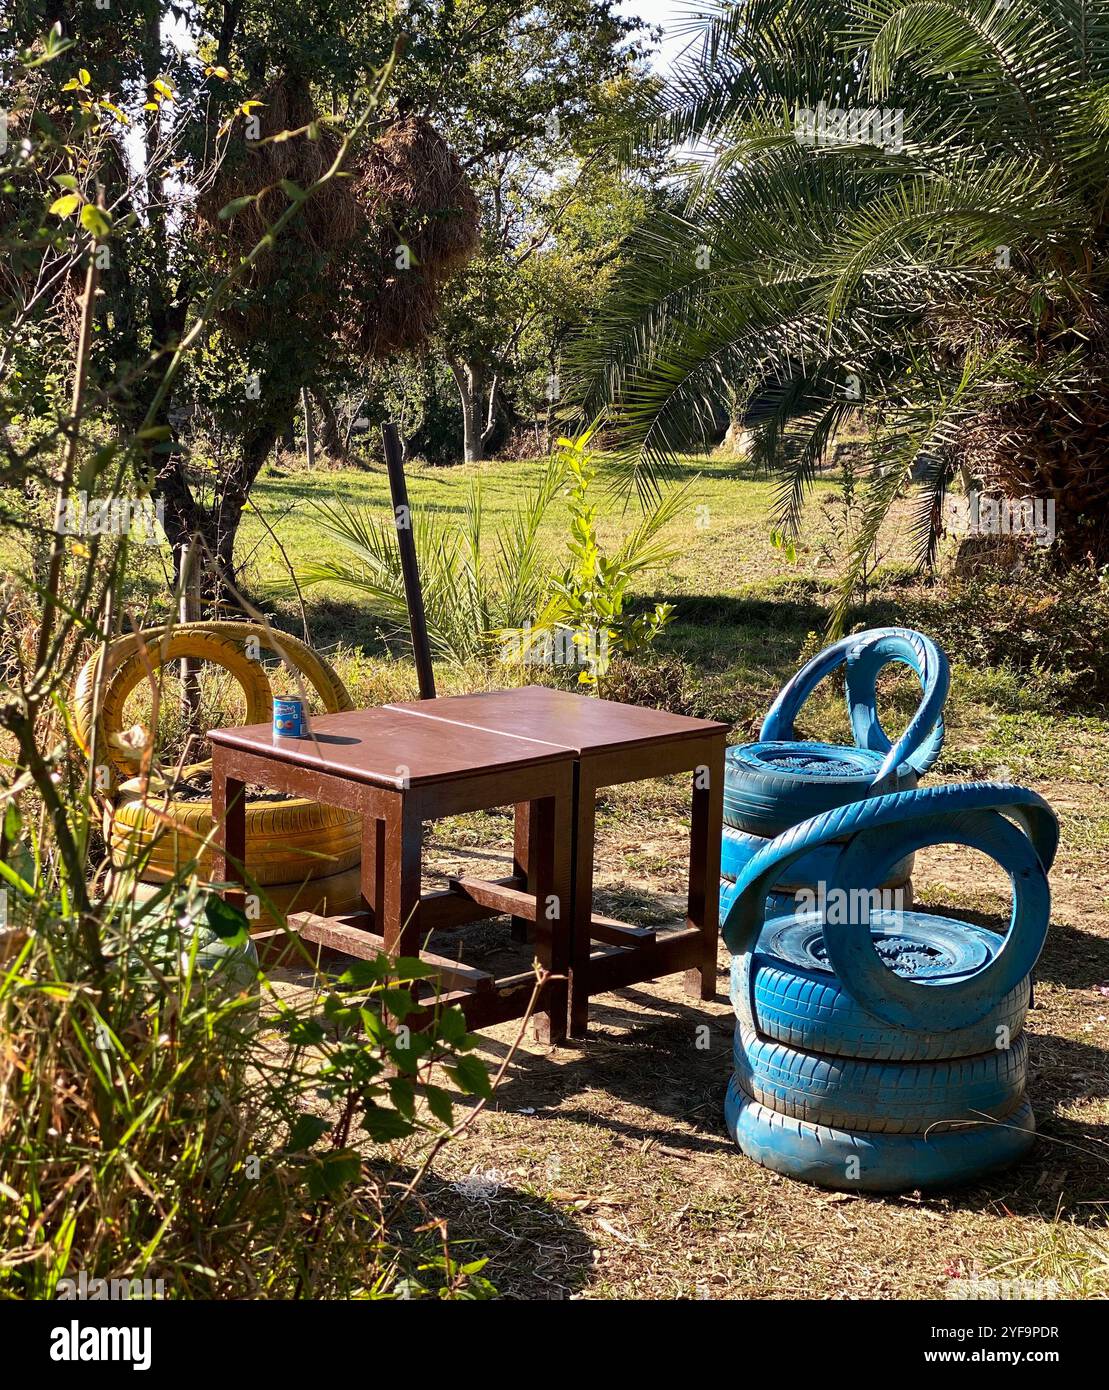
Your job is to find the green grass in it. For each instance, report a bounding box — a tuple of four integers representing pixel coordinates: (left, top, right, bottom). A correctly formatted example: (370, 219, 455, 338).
(233, 451, 1109, 838)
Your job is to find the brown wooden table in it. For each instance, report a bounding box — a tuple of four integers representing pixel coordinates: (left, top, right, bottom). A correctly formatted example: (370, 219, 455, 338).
(384, 687, 728, 1036)
(210, 687, 727, 1041)
(208, 706, 575, 1040)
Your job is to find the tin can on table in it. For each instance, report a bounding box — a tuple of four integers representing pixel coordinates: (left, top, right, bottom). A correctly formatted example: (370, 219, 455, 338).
(272, 695, 308, 738)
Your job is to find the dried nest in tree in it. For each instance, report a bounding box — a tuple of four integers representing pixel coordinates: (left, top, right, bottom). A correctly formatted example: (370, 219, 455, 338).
(342, 114, 482, 357)
(195, 76, 480, 357)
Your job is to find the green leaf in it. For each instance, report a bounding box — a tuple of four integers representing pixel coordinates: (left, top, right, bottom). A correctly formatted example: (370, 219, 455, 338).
(305, 1149, 361, 1199)
(79, 203, 111, 238)
(448, 1054, 492, 1099)
(279, 178, 306, 202)
(436, 1006, 469, 1048)
(379, 987, 416, 1020)
(287, 1113, 332, 1151)
(218, 194, 256, 221)
(203, 894, 249, 941)
(391, 955, 437, 980)
(360, 1105, 415, 1143)
(423, 1084, 454, 1128)
(53, 174, 78, 191)
(387, 1077, 416, 1119)
(49, 193, 81, 218)
(359, 1007, 389, 1045)
(339, 956, 392, 987)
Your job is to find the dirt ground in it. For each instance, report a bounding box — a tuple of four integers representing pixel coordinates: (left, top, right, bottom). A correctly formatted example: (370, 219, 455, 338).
(365, 773, 1109, 1301)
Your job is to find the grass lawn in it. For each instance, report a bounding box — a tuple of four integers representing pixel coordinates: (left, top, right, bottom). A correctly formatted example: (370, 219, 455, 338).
(158, 451, 1109, 1296)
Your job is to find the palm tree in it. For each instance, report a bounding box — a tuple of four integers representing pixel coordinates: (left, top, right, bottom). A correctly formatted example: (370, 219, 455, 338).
(578, 0, 1109, 625)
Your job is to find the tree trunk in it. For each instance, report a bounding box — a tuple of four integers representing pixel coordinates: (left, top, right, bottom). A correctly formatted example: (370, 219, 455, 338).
(156, 403, 291, 606)
(448, 357, 484, 463)
(301, 387, 316, 470)
(447, 357, 502, 463)
(156, 455, 207, 559)
(211, 413, 289, 597)
(311, 385, 346, 461)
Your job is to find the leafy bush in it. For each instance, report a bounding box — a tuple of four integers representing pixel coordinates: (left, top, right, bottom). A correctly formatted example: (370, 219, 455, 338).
(601, 652, 707, 718)
(0, 843, 496, 1298)
(512, 431, 681, 686)
(907, 562, 1109, 707)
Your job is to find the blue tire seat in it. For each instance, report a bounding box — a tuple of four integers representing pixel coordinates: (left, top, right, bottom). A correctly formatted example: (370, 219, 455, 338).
(720, 824, 914, 921)
(732, 1024, 1028, 1132)
(720, 628, 948, 922)
(724, 741, 919, 838)
(731, 910, 1030, 1061)
(721, 782, 1058, 1191)
(725, 1080, 1036, 1192)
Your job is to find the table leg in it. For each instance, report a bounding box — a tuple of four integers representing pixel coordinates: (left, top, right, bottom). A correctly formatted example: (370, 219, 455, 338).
(510, 801, 537, 942)
(568, 763, 596, 1038)
(684, 734, 725, 1001)
(210, 748, 246, 914)
(382, 796, 422, 961)
(530, 773, 572, 1044)
(361, 812, 385, 927)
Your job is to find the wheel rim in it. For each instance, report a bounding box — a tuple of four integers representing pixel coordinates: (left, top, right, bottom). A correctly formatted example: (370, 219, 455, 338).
(764, 909, 998, 980)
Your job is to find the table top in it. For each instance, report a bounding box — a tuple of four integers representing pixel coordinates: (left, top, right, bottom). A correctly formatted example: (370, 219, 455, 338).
(208, 703, 574, 787)
(209, 687, 728, 787)
(385, 686, 728, 756)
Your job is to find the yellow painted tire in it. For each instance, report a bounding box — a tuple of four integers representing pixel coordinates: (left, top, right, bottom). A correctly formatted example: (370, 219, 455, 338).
(75, 621, 360, 885)
(113, 861, 365, 931)
(107, 763, 362, 884)
(73, 621, 355, 780)
(95, 630, 274, 782)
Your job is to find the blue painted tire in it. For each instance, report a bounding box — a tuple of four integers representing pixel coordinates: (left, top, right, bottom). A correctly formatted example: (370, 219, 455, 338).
(731, 911, 1029, 1060)
(725, 1076, 1035, 1191)
(720, 876, 795, 925)
(722, 784, 1058, 964)
(732, 1025, 1028, 1132)
(721, 824, 914, 891)
(719, 879, 915, 934)
(824, 809, 1050, 1032)
(724, 741, 918, 838)
(760, 627, 950, 786)
(719, 829, 913, 946)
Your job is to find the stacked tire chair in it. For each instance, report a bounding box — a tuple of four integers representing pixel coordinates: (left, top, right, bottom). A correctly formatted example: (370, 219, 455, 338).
(720, 627, 950, 923)
(73, 621, 364, 928)
(723, 782, 1058, 1191)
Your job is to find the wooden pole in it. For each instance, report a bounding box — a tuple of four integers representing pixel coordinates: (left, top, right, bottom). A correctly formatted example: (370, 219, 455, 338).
(382, 421, 435, 700)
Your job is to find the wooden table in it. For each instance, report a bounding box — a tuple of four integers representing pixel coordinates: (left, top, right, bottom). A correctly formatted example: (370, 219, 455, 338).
(209, 706, 575, 1040)
(384, 688, 728, 1035)
(210, 687, 727, 1040)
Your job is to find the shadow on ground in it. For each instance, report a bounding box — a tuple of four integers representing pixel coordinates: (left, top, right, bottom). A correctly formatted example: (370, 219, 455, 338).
(414, 1176, 596, 1299)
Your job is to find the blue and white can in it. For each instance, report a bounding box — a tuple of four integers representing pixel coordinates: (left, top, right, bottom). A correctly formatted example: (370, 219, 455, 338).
(272, 695, 308, 738)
